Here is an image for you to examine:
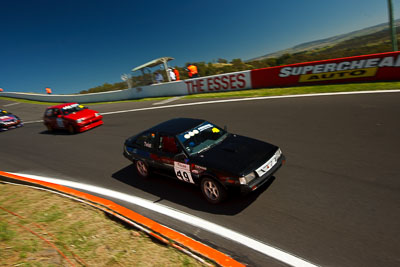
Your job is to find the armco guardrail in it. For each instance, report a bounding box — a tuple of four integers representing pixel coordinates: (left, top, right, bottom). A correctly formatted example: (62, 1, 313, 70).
(1, 52, 399, 103)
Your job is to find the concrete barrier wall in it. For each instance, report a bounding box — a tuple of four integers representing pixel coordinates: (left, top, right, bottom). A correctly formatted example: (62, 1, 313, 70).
(2, 52, 399, 104)
(0, 82, 188, 103)
(0, 70, 252, 103)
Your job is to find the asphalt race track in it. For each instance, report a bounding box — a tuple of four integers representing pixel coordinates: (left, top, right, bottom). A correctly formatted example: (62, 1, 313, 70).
(1, 91, 400, 267)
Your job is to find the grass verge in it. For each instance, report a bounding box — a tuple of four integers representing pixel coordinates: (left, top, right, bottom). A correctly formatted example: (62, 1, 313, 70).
(183, 81, 400, 99)
(1, 82, 399, 106)
(0, 183, 207, 267)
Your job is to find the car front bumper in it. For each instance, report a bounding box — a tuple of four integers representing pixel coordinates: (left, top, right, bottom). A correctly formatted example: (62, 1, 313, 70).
(75, 117, 103, 132)
(0, 122, 23, 131)
(239, 154, 285, 195)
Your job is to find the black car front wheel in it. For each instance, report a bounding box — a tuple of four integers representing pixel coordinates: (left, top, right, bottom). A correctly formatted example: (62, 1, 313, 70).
(136, 160, 149, 178)
(200, 177, 227, 204)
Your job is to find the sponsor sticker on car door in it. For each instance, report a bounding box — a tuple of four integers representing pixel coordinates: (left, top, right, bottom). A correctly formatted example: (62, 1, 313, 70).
(174, 162, 194, 184)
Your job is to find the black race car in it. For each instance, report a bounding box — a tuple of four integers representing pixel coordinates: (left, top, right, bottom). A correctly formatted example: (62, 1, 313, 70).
(123, 118, 285, 204)
(0, 109, 23, 131)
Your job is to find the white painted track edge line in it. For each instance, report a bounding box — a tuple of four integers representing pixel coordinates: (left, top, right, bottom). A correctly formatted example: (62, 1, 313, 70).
(3, 102, 20, 107)
(100, 89, 400, 115)
(20, 90, 400, 124)
(7, 172, 319, 267)
(152, 96, 183, 105)
(23, 120, 43, 124)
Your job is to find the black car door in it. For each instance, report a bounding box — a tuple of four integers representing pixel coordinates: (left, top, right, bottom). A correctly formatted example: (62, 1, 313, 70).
(153, 134, 195, 184)
(131, 131, 157, 167)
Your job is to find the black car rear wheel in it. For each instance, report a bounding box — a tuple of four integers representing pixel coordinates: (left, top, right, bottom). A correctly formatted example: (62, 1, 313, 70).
(200, 177, 227, 204)
(136, 160, 149, 178)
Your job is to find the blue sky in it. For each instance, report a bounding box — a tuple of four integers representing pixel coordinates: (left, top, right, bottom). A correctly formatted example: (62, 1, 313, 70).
(1, 0, 399, 94)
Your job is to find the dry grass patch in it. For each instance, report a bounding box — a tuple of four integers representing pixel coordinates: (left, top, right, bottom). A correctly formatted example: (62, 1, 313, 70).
(0, 183, 207, 266)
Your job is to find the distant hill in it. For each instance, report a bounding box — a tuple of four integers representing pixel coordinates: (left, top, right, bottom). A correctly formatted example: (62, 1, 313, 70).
(81, 20, 399, 94)
(249, 19, 400, 61)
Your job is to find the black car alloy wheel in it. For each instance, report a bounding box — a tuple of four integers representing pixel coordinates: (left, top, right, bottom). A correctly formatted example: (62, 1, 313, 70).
(136, 160, 149, 178)
(200, 177, 226, 204)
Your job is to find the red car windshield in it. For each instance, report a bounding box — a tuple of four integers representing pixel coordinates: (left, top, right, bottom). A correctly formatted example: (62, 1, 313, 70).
(61, 104, 86, 115)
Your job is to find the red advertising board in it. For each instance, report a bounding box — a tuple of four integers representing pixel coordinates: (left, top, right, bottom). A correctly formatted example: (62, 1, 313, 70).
(250, 51, 400, 89)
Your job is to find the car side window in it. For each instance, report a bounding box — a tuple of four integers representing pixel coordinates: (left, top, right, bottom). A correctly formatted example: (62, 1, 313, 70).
(158, 135, 181, 155)
(46, 109, 58, 117)
(45, 109, 53, 117)
(135, 132, 155, 149)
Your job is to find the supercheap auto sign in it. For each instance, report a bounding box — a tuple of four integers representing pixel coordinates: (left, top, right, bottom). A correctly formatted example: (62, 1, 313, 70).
(251, 51, 400, 89)
(280, 56, 398, 82)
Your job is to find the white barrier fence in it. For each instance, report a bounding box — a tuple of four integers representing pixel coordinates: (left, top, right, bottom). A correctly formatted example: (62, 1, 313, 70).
(0, 71, 252, 103)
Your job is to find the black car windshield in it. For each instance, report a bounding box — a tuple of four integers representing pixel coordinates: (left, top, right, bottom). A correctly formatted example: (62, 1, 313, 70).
(176, 121, 228, 155)
(62, 103, 86, 115)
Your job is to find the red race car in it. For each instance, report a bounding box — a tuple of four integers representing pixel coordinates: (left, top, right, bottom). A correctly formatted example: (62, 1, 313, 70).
(43, 103, 103, 134)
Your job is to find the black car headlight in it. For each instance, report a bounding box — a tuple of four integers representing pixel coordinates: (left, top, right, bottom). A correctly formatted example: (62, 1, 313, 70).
(239, 172, 256, 185)
(275, 148, 282, 159)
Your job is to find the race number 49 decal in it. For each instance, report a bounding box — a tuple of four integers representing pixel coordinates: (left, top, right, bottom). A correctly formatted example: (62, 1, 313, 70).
(174, 162, 194, 184)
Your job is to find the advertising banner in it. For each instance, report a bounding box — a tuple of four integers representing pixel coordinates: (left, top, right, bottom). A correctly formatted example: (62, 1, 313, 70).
(250, 52, 400, 89)
(184, 70, 252, 95)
